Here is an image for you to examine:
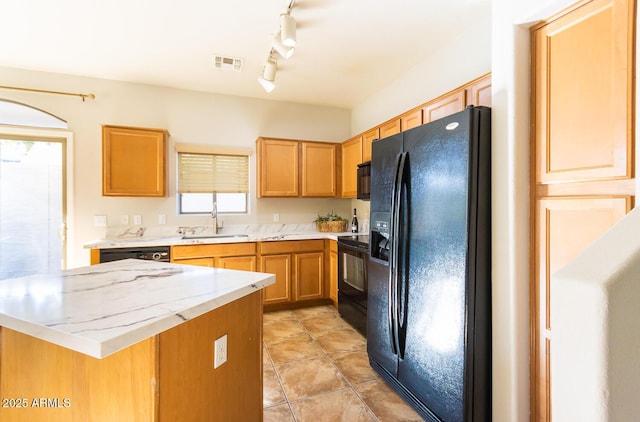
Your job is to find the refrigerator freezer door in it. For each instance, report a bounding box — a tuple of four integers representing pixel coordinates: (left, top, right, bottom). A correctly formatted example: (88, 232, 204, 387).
(367, 132, 402, 376)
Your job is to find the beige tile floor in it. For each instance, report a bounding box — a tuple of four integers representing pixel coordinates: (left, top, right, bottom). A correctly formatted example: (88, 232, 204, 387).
(263, 305, 424, 421)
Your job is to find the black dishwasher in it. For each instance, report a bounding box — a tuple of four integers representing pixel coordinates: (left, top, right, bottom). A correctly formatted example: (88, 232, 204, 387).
(99, 246, 171, 263)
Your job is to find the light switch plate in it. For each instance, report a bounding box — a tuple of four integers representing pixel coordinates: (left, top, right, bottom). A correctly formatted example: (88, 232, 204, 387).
(94, 215, 107, 227)
(133, 215, 142, 225)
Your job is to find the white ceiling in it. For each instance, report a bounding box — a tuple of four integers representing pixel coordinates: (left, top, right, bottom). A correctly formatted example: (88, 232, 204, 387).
(0, 0, 491, 109)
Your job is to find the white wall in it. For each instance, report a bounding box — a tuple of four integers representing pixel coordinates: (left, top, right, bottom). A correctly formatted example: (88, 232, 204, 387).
(0, 66, 352, 267)
(351, 5, 492, 134)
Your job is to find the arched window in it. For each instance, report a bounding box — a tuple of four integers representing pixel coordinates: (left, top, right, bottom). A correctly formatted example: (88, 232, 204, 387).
(0, 99, 67, 128)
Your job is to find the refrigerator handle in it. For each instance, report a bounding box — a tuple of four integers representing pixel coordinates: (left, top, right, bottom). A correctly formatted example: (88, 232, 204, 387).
(389, 151, 407, 357)
(393, 152, 408, 359)
(395, 152, 411, 359)
(387, 153, 401, 355)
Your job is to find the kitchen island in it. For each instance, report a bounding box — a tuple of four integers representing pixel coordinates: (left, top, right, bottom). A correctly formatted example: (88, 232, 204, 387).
(0, 259, 274, 421)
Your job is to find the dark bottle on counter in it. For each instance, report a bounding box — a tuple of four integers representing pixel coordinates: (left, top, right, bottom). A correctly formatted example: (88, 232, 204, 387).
(351, 208, 359, 233)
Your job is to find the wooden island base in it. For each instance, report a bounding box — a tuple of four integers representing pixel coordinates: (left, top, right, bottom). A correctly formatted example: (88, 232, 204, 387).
(0, 291, 263, 422)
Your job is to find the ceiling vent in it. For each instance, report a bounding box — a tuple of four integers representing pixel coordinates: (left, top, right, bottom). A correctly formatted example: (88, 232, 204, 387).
(214, 55, 243, 72)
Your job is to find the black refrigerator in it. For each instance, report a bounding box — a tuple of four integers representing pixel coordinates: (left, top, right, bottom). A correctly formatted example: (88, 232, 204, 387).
(367, 106, 491, 422)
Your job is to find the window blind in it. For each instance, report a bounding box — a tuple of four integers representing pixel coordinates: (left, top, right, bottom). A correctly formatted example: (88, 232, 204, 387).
(177, 152, 249, 193)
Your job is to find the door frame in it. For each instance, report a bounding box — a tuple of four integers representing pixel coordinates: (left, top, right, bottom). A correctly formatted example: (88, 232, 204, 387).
(0, 124, 74, 269)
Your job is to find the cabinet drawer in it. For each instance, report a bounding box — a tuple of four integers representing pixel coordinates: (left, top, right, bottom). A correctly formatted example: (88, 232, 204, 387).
(172, 242, 256, 259)
(259, 240, 324, 255)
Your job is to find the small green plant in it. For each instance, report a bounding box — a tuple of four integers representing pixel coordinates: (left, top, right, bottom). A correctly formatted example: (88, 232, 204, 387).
(313, 211, 345, 223)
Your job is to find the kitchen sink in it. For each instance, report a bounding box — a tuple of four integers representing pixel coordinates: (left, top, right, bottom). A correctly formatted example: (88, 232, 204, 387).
(181, 234, 250, 240)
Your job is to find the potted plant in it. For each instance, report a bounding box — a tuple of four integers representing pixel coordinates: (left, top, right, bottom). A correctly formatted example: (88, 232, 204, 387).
(314, 211, 347, 232)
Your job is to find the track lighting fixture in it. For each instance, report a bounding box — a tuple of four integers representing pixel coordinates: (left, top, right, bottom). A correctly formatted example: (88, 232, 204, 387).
(258, 0, 297, 93)
(272, 32, 295, 59)
(280, 13, 296, 47)
(258, 56, 277, 93)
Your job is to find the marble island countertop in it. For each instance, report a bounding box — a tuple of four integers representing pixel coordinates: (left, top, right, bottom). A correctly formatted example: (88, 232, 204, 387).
(0, 259, 275, 359)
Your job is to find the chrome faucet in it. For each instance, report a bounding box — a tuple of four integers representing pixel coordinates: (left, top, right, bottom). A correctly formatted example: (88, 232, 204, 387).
(211, 200, 218, 235)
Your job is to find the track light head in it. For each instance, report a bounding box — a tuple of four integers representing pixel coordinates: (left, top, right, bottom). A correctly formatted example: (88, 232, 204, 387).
(272, 32, 295, 59)
(280, 13, 296, 47)
(258, 57, 277, 93)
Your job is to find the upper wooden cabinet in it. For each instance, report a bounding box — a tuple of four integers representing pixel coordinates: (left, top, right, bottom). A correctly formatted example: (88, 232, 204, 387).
(533, 0, 632, 185)
(400, 108, 423, 132)
(102, 125, 167, 197)
(301, 141, 337, 197)
(362, 128, 379, 163)
(341, 73, 491, 188)
(423, 91, 466, 123)
(466, 74, 492, 107)
(379, 119, 401, 139)
(256, 138, 299, 197)
(341, 136, 363, 198)
(256, 137, 337, 198)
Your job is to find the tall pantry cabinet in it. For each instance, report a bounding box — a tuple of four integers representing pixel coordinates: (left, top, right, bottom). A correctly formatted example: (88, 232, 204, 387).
(530, 0, 635, 419)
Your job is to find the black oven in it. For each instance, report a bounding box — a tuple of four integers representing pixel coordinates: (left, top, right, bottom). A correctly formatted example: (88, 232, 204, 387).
(337, 235, 369, 336)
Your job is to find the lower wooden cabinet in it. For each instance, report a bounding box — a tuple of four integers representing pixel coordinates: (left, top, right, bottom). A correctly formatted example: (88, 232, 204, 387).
(294, 252, 324, 301)
(172, 243, 256, 271)
(259, 240, 329, 309)
(96, 239, 333, 311)
(260, 254, 292, 304)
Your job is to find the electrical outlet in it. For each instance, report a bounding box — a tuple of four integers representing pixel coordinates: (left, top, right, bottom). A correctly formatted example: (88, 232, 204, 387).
(273, 213, 279, 222)
(214, 334, 228, 369)
(133, 215, 142, 225)
(158, 214, 167, 225)
(94, 215, 107, 227)
(120, 215, 129, 225)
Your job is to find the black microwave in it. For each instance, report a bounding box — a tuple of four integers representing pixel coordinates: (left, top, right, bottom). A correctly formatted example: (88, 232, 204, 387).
(357, 161, 371, 200)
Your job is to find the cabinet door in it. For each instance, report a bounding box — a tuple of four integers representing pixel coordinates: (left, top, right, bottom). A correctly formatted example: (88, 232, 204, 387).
(466, 74, 492, 107)
(217, 256, 256, 272)
(400, 108, 423, 132)
(102, 126, 166, 197)
(257, 138, 299, 197)
(341, 136, 363, 198)
(362, 128, 379, 163)
(301, 142, 336, 197)
(294, 252, 324, 302)
(261, 254, 292, 304)
(379, 119, 401, 139)
(533, 0, 632, 184)
(422, 91, 466, 123)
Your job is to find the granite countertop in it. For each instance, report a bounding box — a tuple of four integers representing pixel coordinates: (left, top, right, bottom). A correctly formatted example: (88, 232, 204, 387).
(84, 231, 354, 249)
(0, 259, 274, 359)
